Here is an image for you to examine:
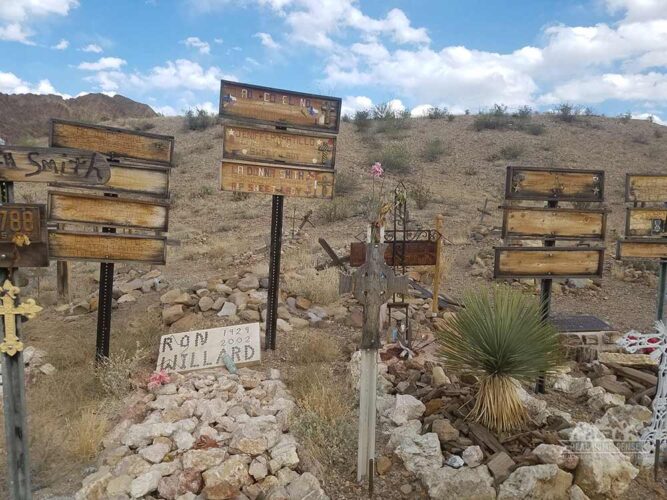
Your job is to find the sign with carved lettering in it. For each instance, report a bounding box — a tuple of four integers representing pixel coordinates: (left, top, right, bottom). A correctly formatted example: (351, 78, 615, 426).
(505, 166, 605, 202)
(48, 231, 166, 264)
(222, 124, 336, 168)
(50, 119, 175, 165)
(220, 80, 341, 133)
(156, 322, 261, 372)
(220, 160, 334, 199)
(0, 146, 110, 184)
(626, 174, 667, 203)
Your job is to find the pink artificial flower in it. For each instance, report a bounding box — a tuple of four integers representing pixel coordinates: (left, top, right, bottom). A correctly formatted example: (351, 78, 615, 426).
(371, 162, 384, 178)
(147, 370, 171, 390)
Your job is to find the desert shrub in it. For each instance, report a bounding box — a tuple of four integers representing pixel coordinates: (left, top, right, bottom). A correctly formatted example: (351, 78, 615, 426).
(372, 102, 393, 120)
(375, 112, 412, 135)
(489, 144, 523, 161)
(632, 134, 650, 145)
(95, 348, 147, 399)
(134, 121, 155, 131)
(422, 138, 447, 162)
(554, 103, 578, 123)
(333, 169, 357, 195)
(231, 192, 251, 201)
(410, 181, 432, 209)
(65, 406, 110, 460)
(436, 288, 562, 432)
(342, 114, 351, 123)
(427, 106, 453, 120)
(514, 105, 533, 118)
(357, 193, 384, 220)
(618, 111, 632, 124)
(184, 107, 217, 131)
(464, 166, 476, 176)
(354, 109, 372, 131)
(284, 267, 341, 304)
(520, 122, 546, 136)
(378, 144, 411, 174)
(318, 198, 353, 222)
(473, 104, 512, 131)
(198, 185, 214, 197)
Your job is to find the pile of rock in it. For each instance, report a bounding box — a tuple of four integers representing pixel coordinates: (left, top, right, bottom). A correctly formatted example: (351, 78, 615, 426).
(0, 345, 55, 398)
(57, 269, 167, 318)
(76, 367, 328, 500)
(159, 271, 342, 333)
(353, 351, 644, 499)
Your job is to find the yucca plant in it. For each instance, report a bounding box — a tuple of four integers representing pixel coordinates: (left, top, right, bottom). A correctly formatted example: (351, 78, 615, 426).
(436, 287, 563, 433)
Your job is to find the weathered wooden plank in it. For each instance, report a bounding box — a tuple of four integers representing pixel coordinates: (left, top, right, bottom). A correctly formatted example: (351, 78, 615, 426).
(605, 362, 657, 387)
(222, 124, 336, 168)
(220, 160, 334, 199)
(50, 119, 174, 165)
(617, 239, 667, 260)
(0, 146, 110, 184)
(494, 247, 605, 278)
(350, 241, 438, 267)
(626, 174, 667, 203)
(220, 80, 341, 133)
(50, 161, 170, 198)
(626, 208, 667, 236)
(48, 191, 169, 231)
(48, 231, 166, 264)
(502, 207, 607, 240)
(505, 166, 605, 202)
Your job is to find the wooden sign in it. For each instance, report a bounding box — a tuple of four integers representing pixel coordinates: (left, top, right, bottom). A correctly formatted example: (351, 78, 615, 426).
(48, 191, 169, 231)
(220, 80, 341, 133)
(220, 160, 334, 199)
(625, 208, 667, 236)
(222, 124, 336, 168)
(51, 161, 170, 198)
(349, 241, 437, 267)
(494, 247, 605, 278)
(626, 174, 667, 203)
(0, 146, 110, 184)
(617, 240, 667, 260)
(502, 207, 607, 240)
(50, 119, 175, 165)
(48, 231, 166, 264)
(505, 166, 604, 202)
(156, 323, 261, 372)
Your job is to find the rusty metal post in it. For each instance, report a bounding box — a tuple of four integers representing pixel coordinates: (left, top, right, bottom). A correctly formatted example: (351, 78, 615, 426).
(265, 194, 284, 350)
(432, 214, 444, 314)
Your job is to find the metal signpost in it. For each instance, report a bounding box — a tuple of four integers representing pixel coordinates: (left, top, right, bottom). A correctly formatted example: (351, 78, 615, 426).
(48, 120, 174, 360)
(219, 80, 341, 350)
(340, 229, 409, 488)
(496, 166, 607, 392)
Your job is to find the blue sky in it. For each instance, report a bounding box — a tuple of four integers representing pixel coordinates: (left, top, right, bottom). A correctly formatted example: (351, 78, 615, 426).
(1, 0, 667, 122)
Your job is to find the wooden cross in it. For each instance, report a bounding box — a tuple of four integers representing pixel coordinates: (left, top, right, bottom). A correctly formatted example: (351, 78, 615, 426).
(340, 242, 409, 349)
(618, 321, 667, 474)
(0, 279, 41, 356)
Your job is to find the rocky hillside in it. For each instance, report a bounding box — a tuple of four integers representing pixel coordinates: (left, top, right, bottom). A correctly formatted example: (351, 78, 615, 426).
(0, 92, 156, 143)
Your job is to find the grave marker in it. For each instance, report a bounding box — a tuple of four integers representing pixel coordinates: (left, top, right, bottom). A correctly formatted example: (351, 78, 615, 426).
(156, 323, 261, 373)
(219, 80, 340, 350)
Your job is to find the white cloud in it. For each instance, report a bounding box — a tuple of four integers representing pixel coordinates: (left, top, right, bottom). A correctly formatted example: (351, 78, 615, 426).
(341, 95, 373, 116)
(192, 101, 217, 114)
(0, 0, 78, 44)
(0, 71, 69, 97)
(153, 104, 178, 116)
(387, 99, 405, 113)
(52, 39, 69, 50)
(82, 43, 103, 53)
(183, 36, 211, 54)
(254, 32, 279, 49)
(540, 72, 667, 104)
(0, 23, 34, 44)
(214, 37, 223, 44)
(632, 112, 667, 125)
(78, 57, 127, 71)
(410, 104, 433, 117)
(606, 0, 667, 21)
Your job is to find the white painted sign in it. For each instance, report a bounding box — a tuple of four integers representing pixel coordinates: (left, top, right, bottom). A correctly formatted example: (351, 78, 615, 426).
(156, 322, 261, 372)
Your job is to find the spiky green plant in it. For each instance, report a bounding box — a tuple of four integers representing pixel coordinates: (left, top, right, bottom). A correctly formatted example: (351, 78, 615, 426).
(436, 287, 563, 433)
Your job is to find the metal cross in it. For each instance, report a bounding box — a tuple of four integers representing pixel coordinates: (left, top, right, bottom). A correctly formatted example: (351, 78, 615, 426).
(0, 279, 42, 356)
(340, 242, 409, 349)
(618, 321, 667, 471)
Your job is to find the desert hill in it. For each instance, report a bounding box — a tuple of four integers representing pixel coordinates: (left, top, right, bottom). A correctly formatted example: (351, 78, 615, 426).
(0, 92, 156, 143)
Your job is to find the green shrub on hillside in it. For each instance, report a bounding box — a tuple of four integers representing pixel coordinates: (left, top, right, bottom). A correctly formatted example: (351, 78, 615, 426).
(354, 110, 372, 132)
(185, 108, 217, 130)
(421, 138, 447, 162)
(377, 144, 412, 174)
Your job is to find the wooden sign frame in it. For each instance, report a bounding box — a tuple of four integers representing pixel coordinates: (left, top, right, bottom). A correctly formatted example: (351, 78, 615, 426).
(0, 146, 110, 184)
(47, 191, 169, 231)
(494, 247, 605, 279)
(220, 160, 335, 199)
(50, 119, 175, 165)
(0, 204, 48, 268)
(625, 207, 667, 237)
(222, 124, 337, 169)
(625, 174, 667, 203)
(505, 166, 605, 202)
(350, 241, 438, 267)
(501, 206, 607, 240)
(48, 230, 166, 264)
(219, 80, 342, 133)
(616, 239, 667, 260)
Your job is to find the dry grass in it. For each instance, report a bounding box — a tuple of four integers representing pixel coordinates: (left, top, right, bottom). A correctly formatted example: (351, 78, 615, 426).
(283, 267, 340, 305)
(64, 407, 110, 460)
(469, 376, 527, 433)
(95, 347, 148, 398)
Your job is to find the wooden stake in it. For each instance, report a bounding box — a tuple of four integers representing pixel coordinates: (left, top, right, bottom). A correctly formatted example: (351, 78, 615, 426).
(432, 214, 444, 314)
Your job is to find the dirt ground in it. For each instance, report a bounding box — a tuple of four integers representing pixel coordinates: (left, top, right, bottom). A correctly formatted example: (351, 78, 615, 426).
(2, 112, 667, 497)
